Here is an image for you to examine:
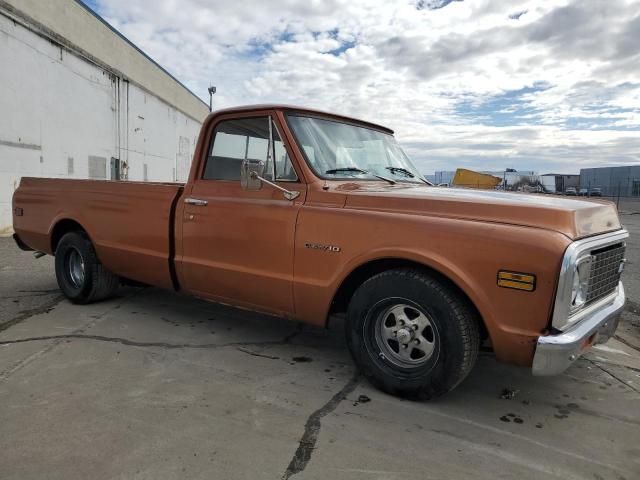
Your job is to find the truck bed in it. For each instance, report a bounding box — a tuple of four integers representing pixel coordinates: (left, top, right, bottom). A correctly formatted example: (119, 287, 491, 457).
(13, 178, 184, 289)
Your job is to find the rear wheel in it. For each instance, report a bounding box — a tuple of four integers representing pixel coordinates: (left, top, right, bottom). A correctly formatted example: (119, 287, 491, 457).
(55, 231, 119, 304)
(346, 268, 480, 399)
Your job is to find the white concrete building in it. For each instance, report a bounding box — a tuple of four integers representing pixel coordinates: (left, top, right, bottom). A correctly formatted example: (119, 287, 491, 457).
(540, 173, 579, 194)
(0, 0, 209, 234)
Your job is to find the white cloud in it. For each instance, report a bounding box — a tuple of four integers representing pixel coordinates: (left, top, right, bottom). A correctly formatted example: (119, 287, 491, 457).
(93, 0, 640, 174)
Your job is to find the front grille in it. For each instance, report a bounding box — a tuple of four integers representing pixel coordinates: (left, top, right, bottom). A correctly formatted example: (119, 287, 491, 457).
(586, 242, 625, 304)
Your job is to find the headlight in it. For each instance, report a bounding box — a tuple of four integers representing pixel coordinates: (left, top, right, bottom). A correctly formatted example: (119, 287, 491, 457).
(570, 256, 593, 313)
(552, 230, 628, 331)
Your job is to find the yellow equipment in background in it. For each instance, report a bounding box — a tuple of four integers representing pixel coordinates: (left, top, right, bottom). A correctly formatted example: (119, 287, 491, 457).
(452, 168, 502, 189)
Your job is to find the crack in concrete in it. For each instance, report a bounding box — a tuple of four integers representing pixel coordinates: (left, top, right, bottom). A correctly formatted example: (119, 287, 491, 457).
(584, 357, 640, 394)
(282, 322, 304, 344)
(0, 295, 65, 333)
(0, 299, 123, 382)
(613, 334, 640, 353)
(586, 356, 640, 373)
(6, 292, 60, 298)
(236, 347, 280, 359)
(0, 328, 306, 352)
(282, 373, 360, 479)
(17, 289, 61, 293)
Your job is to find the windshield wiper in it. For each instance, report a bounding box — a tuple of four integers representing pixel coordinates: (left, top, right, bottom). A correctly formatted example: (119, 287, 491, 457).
(325, 167, 369, 175)
(385, 166, 415, 178)
(325, 167, 396, 185)
(385, 166, 431, 185)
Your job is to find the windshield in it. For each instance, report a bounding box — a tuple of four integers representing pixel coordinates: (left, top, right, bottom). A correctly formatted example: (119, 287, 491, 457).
(286, 115, 426, 183)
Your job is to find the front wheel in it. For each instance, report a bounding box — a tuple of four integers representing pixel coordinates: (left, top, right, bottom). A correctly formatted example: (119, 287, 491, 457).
(346, 268, 480, 399)
(55, 231, 119, 304)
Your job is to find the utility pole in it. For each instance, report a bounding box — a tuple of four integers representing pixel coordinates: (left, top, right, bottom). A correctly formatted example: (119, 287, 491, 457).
(208, 86, 217, 112)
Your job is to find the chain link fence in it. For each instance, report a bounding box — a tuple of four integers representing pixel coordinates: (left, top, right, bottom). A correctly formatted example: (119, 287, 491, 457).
(543, 183, 640, 214)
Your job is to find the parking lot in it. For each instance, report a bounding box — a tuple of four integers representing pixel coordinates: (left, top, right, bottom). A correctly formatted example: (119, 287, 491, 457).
(1, 216, 639, 480)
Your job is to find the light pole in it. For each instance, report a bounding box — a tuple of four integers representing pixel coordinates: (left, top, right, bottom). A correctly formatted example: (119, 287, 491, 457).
(208, 86, 217, 112)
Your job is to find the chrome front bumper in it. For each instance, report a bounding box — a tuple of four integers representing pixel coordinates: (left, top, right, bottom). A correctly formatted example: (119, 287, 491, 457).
(532, 283, 625, 376)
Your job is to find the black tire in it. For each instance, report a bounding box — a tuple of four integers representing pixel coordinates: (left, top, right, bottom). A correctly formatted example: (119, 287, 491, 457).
(345, 268, 480, 400)
(54, 231, 119, 304)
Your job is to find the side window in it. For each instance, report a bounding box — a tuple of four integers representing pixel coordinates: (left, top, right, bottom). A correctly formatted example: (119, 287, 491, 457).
(272, 122, 298, 181)
(203, 117, 270, 180)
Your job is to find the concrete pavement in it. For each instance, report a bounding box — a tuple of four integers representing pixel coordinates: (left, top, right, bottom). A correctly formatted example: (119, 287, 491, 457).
(1, 221, 639, 479)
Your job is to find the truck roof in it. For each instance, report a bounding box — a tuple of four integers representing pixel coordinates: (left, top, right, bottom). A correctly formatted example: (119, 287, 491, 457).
(208, 104, 394, 135)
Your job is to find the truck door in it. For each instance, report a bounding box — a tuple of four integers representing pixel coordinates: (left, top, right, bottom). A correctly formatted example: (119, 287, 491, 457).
(180, 113, 305, 316)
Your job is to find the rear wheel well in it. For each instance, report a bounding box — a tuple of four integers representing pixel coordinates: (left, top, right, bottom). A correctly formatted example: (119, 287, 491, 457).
(329, 258, 488, 339)
(51, 219, 85, 253)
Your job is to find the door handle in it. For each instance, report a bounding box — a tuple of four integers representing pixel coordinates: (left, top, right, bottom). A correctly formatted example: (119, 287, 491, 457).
(184, 197, 208, 206)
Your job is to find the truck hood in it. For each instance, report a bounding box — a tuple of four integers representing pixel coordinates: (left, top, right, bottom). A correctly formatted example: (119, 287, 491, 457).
(340, 183, 621, 240)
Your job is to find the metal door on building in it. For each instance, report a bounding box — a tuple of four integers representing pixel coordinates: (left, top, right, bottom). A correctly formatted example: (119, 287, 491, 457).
(110, 157, 120, 180)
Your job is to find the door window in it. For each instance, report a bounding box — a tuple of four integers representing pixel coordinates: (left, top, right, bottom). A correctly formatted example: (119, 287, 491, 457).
(272, 121, 298, 181)
(203, 116, 298, 182)
(203, 117, 270, 181)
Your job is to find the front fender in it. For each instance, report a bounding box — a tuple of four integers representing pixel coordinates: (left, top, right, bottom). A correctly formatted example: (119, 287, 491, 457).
(293, 206, 570, 366)
(331, 247, 494, 334)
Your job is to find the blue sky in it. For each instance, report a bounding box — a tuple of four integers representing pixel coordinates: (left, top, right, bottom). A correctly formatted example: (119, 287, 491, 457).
(83, 0, 640, 175)
(81, 0, 100, 12)
(455, 85, 550, 128)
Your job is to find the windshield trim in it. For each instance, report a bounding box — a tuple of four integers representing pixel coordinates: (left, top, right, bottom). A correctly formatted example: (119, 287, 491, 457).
(284, 113, 426, 184)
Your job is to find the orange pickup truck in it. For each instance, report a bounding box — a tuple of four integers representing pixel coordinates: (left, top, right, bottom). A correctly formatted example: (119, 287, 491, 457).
(12, 105, 628, 398)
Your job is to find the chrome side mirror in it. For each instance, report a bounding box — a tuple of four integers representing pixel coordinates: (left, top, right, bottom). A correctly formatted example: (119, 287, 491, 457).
(241, 159, 264, 191)
(240, 158, 300, 201)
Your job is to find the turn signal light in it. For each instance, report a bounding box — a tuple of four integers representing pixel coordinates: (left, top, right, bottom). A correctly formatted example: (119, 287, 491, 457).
(497, 271, 536, 292)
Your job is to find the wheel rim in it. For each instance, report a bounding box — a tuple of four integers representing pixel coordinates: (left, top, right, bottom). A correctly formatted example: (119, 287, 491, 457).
(373, 302, 437, 368)
(67, 248, 85, 288)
